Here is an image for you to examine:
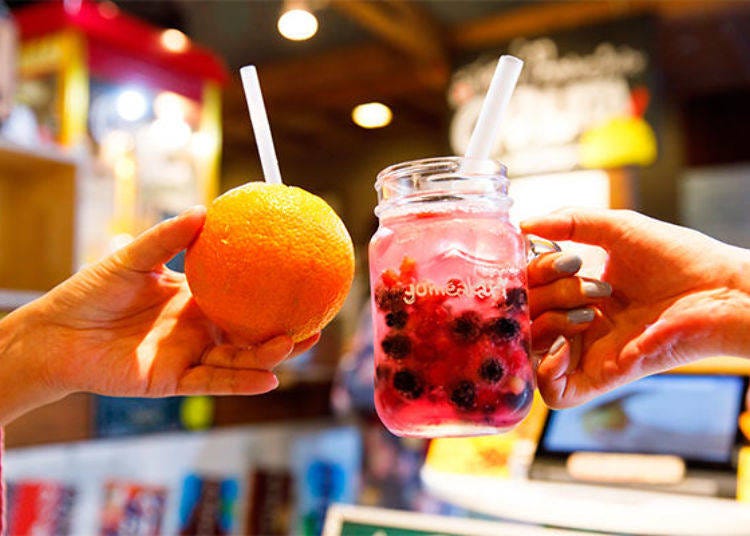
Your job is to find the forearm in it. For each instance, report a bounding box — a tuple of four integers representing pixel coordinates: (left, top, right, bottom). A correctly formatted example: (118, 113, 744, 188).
(0, 304, 64, 425)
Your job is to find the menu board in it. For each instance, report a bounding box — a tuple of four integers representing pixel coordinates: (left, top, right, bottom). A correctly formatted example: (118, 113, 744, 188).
(449, 16, 658, 178)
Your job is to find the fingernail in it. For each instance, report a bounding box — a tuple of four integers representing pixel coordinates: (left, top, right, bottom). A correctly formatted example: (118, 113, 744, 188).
(549, 335, 567, 354)
(184, 204, 206, 215)
(258, 335, 294, 361)
(259, 374, 280, 393)
(567, 307, 595, 324)
(582, 280, 612, 298)
(553, 254, 582, 274)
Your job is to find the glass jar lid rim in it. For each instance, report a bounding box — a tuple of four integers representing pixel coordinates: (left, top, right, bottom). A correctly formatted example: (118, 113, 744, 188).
(375, 156, 507, 189)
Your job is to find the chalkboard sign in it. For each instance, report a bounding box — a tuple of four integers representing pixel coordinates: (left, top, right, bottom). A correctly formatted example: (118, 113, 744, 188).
(323, 504, 588, 536)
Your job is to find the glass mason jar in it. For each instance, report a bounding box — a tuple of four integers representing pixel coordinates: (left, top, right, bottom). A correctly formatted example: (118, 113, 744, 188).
(369, 157, 534, 438)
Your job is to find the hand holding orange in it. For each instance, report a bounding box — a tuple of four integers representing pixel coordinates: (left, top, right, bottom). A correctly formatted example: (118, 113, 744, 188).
(185, 182, 355, 345)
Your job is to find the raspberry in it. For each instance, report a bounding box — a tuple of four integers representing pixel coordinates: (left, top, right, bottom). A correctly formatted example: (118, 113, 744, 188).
(381, 333, 411, 360)
(399, 256, 417, 281)
(484, 317, 520, 341)
(381, 269, 400, 287)
(450, 311, 482, 343)
(450, 381, 477, 410)
(475, 386, 502, 415)
(375, 365, 391, 383)
(504, 287, 527, 310)
(385, 310, 408, 329)
(414, 303, 451, 338)
(479, 358, 505, 383)
(393, 369, 423, 399)
(374, 286, 405, 312)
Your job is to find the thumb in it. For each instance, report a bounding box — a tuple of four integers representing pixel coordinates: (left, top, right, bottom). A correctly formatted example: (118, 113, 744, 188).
(521, 208, 631, 248)
(117, 206, 206, 272)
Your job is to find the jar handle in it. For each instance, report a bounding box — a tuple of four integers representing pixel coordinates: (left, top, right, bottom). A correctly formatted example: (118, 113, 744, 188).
(526, 234, 561, 262)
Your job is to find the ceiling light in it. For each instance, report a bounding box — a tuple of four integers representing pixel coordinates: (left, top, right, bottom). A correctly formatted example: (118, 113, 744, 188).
(160, 29, 189, 53)
(115, 89, 148, 122)
(278, 8, 318, 41)
(352, 102, 392, 129)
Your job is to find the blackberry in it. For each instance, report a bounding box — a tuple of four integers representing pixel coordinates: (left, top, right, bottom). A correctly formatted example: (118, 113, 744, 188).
(385, 310, 408, 329)
(502, 384, 533, 413)
(381, 333, 411, 360)
(450, 311, 482, 343)
(504, 287, 527, 310)
(375, 287, 405, 312)
(479, 358, 505, 383)
(450, 380, 477, 410)
(484, 317, 520, 341)
(393, 370, 423, 399)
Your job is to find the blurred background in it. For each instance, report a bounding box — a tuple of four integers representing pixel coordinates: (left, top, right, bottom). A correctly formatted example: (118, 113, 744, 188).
(0, 1, 749, 535)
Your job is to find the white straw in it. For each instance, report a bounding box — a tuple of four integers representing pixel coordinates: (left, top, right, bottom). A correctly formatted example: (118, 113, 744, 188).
(239, 65, 283, 184)
(464, 55, 524, 160)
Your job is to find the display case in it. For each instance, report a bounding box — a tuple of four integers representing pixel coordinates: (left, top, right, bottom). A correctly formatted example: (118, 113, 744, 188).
(13, 0, 226, 263)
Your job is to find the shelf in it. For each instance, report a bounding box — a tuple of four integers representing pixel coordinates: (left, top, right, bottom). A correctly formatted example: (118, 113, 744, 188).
(0, 139, 77, 168)
(3, 380, 334, 449)
(0, 141, 79, 292)
(213, 380, 334, 428)
(3, 394, 92, 449)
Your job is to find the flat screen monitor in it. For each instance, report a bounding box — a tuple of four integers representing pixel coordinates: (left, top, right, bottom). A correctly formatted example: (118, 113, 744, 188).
(536, 374, 747, 468)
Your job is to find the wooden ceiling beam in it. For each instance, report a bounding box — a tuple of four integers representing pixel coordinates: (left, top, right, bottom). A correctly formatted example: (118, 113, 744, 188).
(223, 43, 449, 112)
(450, 1, 649, 50)
(450, 0, 746, 50)
(649, 0, 749, 20)
(329, 0, 446, 63)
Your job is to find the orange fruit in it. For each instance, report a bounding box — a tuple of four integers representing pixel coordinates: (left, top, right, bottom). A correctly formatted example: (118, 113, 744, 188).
(185, 182, 355, 344)
(740, 411, 750, 441)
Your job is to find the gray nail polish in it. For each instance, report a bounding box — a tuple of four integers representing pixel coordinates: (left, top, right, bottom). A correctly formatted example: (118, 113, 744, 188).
(553, 254, 582, 274)
(549, 335, 566, 354)
(568, 307, 595, 324)
(582, 280, 612, 298)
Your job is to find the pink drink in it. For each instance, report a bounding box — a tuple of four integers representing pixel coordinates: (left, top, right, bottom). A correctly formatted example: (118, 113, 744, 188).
(369, 157, 534, 438)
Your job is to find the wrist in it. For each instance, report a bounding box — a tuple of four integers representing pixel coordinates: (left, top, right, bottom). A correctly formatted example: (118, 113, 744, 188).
(713, 247, 750, 358)
(0, 303, 66, 425)
(728, 246, 750, 295)
(711, 246, 750, 358)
